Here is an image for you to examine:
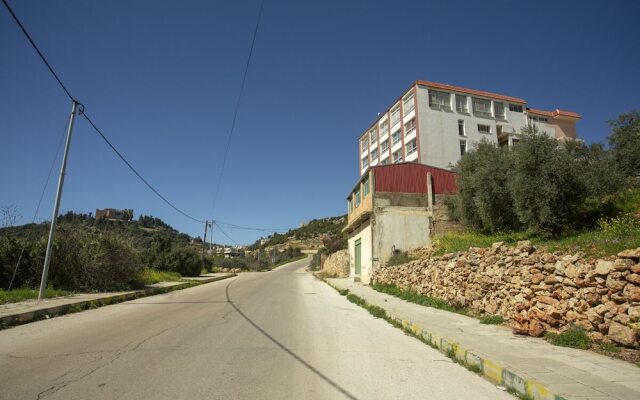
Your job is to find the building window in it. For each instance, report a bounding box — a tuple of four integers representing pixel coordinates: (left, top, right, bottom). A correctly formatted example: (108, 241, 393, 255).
(380, 139, 389, 153)
(363, 177, 370, 197)
(460, 140, 467, 156)
(392, 130, 401, 145)
(509, 103, 523, 113)
(361, 157, 369, 169)
(472, 98, 492, 117)
(404, 118, 416, 135)
(458, 120, 465, 136)
(361, 137, 368, 154)
(380, 158, 389, 165)
(369, 127, 377, 143)
(405, 139, 417, 155)
(429, 90, 451, 109)
(390, 105, 401, 126)
(379, 120, 389, 137)
(392, 150, 403, 163)
(494, 102, 505, 119)
(456, 95, 468, 113)
(478, 124, 491, 134)
(529, 115, 549, 123)
(403, 92, 415, 114)
(348, 198, 353, 213)
(370, 148, 378, 161)
(355, 189, 361, 206)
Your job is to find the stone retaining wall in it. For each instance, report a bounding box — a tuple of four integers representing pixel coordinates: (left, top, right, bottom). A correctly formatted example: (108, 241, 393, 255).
(371, 241, 640, 347)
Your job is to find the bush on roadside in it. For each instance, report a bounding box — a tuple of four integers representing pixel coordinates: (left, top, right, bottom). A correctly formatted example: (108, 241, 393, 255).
(156, 246, 202, 277)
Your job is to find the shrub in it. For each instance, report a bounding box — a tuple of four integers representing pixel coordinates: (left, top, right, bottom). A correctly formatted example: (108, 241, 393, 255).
(157, 247, 202, 277)
(598, 213, 640, 235)
(479, 315, 504, 325)
(346, 293, 366, 306)
(545, 327, 591, 349)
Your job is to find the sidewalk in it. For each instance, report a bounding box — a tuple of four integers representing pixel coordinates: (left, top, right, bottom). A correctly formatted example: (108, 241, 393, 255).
(0, 273, 235, 328)
(327, 278, 640, 400)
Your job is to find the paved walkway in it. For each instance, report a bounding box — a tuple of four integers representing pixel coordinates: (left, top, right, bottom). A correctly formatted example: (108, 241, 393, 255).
(327, 278, 640, 400)
(0, 273, 234, 326)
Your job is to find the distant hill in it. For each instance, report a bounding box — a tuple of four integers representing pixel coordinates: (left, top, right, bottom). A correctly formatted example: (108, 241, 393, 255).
(247, 215, 347, 251)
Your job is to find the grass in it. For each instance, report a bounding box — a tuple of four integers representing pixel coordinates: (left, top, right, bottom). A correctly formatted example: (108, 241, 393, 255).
(545, 327, 592, 350)
(346, 293, 366, 307)
(0, 287, 71, 304)
(371, 282, 467, 315)
(599, 343, 621, 353)
(507, 387, 535, 400)
(337, 288, 349, 296)
(138, 268, 182, 285)
(480, 315, 505, 325)
(432, 225, 640, 260)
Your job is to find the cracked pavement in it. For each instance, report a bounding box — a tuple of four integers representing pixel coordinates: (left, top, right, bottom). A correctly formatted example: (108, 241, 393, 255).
(0, 257, 513, 399)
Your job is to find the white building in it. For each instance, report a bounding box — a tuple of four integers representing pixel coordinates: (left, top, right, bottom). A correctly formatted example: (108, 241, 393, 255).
(358, 80, 581, 175)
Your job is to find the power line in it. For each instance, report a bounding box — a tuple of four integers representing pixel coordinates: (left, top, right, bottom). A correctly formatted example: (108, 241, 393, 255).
(213, 221, 239, 246)
(4, 0, 280, 233)
(214, 220, 287, 232)
(209, 0, 265, 217)
(81, 112, 206, 224)
(1, 0, 75, 102)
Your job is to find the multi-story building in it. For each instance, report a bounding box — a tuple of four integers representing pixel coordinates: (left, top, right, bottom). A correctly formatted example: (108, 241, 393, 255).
(357, 80, 581, 175)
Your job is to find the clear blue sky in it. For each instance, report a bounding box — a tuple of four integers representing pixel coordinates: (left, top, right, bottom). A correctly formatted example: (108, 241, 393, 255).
(2, 0, 639, 244)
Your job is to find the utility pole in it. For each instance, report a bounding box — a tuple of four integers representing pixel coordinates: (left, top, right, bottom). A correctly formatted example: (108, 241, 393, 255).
(38, 100, 80, 300)
(201, 220, 209, 268)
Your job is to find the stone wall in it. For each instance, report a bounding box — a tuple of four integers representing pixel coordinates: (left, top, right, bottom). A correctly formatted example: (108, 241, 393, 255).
(371, 241, 640, 348)
(322, 249, 349, 278)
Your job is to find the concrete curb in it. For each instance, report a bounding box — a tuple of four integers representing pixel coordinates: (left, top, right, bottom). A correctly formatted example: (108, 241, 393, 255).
(321, 278, 566, 400)
(0, 273, 236, 329)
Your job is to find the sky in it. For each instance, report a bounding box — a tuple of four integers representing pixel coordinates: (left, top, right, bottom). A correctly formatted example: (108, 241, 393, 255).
(1, 0, 639, 244)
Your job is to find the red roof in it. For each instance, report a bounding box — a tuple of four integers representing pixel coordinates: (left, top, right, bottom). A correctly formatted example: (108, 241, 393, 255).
(528, 108, 581, 119)
(416, 80, 527, 104)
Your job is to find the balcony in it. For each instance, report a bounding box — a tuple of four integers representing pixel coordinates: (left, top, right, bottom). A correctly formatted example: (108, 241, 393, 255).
(346, 192, 372, 231)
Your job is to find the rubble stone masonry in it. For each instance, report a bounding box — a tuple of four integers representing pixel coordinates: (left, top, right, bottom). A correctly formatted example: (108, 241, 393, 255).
(372, 241, 640, 348)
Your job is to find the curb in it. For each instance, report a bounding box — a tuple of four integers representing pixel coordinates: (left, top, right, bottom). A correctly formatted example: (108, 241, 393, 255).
(0, 273, 236, 329)
(321, 279, 566, 400)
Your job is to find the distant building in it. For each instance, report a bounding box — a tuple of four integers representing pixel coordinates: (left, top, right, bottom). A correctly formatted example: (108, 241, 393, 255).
(224, 246, 245, 258)
(344, 163, 458, 284)
(95, 208, 133, 222)
(357, 80, 581, 175)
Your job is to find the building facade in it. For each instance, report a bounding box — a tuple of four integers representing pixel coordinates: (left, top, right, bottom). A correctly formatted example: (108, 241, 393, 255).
(95, 208, 133, 222)
(344, 163, 457, 284)
(358, 80, 581, 175)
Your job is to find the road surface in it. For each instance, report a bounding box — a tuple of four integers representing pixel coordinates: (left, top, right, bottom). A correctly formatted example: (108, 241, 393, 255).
(0, 257, 513, 399)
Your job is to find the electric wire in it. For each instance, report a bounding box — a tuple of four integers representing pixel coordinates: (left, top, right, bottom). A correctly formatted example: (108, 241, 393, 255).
(8, 118, 68, 290)
(1, 0, 75, 102)
(3, 0, 285, 237)
(213, 221, 240, 246)
(214, 220, 287, 232)
(209, 0, 265, 217)
(81, 112, 207, 224)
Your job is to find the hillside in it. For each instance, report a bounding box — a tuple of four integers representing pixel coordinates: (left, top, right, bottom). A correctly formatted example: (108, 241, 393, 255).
(247, 215, 347, 251)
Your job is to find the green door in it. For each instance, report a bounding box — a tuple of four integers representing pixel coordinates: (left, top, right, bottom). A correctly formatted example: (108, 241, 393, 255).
(355, 239, 362, 275)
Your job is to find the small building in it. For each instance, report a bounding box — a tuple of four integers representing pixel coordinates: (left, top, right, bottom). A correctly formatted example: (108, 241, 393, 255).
(343, 163, 457, 284)
(95, 208, 133, 222)
(224, 246, 245, 258)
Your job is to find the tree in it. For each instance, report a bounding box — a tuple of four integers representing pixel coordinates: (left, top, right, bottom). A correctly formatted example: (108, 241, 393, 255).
(608, 111, 640, 178)
(1, 204, 22, 228)
(451, 140, 519, 233)
(508, 126, 586, 236)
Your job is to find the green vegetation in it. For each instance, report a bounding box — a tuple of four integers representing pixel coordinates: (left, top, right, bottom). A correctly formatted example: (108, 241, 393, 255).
(545, 327, 592, 350)
(205, 247, 304, 272)
(346, 293, 366, 306)
(0, 287, 71, 304)
(0, 212, 207, 293)
(386, 251, 414, 266)
(599, 343, 621, 353)
(247, 215, 346, 249)
(372, 282, 467, 315)
(479, 315, 504, 325)
(367, 304, 387, 319)
(447, 113, 640, 240)
(507, 388, 535, 400)
(337, 288, 349, 296)
(137, 269, 181, 286)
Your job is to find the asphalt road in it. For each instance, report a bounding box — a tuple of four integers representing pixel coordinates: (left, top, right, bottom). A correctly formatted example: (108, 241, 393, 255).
(0, 256, 513, 400)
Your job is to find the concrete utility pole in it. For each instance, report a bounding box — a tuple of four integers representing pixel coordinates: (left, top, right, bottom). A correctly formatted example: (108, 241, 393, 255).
(38, 100, 80, 300)
(201, 220, 209, 268)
